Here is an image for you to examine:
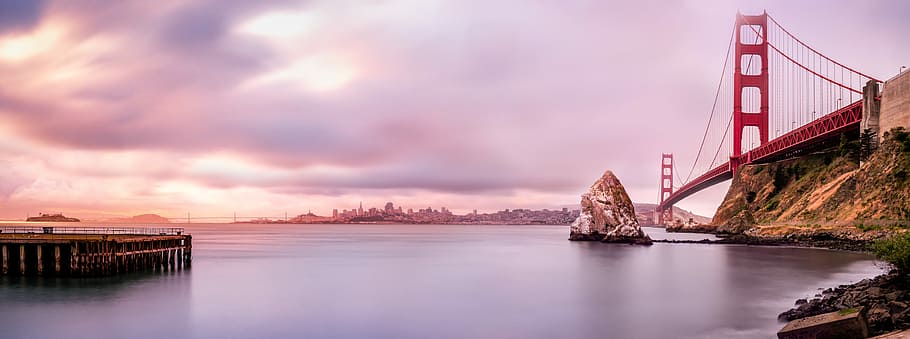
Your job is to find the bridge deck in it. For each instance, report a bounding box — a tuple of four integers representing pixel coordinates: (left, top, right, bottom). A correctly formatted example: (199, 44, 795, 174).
(660, 100, 862, 209)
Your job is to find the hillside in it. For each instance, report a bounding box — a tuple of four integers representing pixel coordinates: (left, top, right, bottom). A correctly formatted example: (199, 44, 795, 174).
(107, 214, 171, 223)
(634, 203, 712, 226)
(711, 128, 910, 237)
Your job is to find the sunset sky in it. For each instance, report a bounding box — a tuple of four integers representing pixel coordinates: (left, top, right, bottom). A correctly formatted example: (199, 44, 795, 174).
(0, 0, 908, 220)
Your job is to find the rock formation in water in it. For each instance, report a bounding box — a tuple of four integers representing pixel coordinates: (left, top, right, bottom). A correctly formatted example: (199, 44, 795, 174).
(570, 170, 652, 245)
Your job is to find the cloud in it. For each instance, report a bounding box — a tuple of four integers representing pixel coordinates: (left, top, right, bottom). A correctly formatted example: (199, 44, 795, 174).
(0, 1, 46, 33)
(0, 0, 908, 218)
(0, 161, 34, 199)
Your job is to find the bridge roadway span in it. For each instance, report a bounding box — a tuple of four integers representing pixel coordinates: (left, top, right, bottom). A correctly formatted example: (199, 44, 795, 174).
(662, 100, 863, 208)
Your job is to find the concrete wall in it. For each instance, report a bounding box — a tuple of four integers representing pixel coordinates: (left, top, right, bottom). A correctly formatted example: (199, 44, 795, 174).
(880, 70, 910, 137)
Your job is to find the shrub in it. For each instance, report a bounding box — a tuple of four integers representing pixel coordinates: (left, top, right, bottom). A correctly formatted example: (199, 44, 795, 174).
(892, 127, 910, 153)
(772, 167, 789, 195)
(859, 128, 877, 161)
(745, 191, 757, 203)
(872, 232, 910, 273)
(895, 169, 908, 182)
(764, 200, 779, 211)
(857, 223, 882, 232)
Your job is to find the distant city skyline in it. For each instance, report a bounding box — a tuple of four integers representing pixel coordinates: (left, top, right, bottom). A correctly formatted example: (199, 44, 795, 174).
(286, 200, 580, 225)
(9, 200, 581, 221)
(0, 1, 908, 219)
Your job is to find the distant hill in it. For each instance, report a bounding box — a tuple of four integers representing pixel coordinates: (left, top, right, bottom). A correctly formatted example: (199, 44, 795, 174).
(555, 202, 712, 226)
(633, 203, 712, 226)
(107, 214, 171, 224)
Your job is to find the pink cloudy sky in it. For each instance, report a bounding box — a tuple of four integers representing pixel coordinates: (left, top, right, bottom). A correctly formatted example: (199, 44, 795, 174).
(0, 0, 907, 220)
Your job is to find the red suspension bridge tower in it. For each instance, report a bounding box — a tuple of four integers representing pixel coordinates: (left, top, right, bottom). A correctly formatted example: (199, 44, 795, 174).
(658, 154, 674, 224)
(732, 12, 769, 169)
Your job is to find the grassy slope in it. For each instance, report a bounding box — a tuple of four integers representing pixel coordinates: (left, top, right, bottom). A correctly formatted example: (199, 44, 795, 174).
(712, 129, 910, 235)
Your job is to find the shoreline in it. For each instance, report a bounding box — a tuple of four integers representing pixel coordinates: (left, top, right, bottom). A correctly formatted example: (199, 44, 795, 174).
(778, 270, 910, 336)
(653, 233, 871, 252)
(660, 229, 910, 336)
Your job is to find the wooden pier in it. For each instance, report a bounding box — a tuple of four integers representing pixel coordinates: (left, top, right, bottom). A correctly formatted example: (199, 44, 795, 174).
(0, 227, 191, 277)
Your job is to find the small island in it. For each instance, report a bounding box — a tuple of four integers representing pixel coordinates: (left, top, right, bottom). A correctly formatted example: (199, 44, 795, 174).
(26, 213, 80, 222)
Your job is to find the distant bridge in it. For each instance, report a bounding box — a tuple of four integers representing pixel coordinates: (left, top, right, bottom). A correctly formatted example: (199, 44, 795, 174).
(165, 214, 297, 222)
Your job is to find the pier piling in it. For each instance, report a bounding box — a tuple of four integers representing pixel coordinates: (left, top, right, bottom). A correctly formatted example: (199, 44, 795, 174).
(0, 227, 192, 277)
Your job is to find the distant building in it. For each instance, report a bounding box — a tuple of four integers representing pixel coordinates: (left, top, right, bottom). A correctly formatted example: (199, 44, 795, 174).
(333, 209, 338, 219)
(385, 202, 394, 214)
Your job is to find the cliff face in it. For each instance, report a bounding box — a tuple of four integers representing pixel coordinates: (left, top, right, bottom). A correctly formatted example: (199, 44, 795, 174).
(712, 130, 910, 235)
(570, 170, 651, 244)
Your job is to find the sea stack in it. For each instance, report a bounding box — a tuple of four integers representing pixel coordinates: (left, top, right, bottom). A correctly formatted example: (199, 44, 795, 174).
(570, 170, 652, 245)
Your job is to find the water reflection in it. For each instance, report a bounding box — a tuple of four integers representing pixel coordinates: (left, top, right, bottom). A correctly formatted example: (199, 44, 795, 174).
(0, 224, 883, 339)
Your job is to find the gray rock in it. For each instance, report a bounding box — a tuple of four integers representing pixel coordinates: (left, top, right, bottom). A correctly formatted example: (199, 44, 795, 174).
(569, 170, 651, 245)
(867, 304, 894, 332)
(888, 301, 909, 314)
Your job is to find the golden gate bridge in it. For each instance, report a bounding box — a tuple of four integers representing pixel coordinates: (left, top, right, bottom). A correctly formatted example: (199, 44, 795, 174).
(657, 11, 883, 224)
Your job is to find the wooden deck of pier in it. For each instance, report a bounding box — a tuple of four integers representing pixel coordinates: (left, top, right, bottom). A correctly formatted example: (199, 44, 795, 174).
(0, 227, 191, 277)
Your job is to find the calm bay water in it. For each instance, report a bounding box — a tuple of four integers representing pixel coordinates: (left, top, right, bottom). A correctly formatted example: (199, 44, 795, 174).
(0, 224, 883, 339)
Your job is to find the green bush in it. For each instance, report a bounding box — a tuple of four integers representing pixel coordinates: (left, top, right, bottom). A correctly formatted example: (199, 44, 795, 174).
(859, 128, 877, 161)
(745, 191, 757, 204)
(857, 223, 882, 232)
(764, 199, 779, 211)
(895, 169, 908, 182)
(892, 127, 910, 153)
(772, 167, 789, 195)
(872, 232, 910, 272)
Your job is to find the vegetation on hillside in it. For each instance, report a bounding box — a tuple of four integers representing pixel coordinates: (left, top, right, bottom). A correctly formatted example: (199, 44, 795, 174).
(711, 127, 910, 233)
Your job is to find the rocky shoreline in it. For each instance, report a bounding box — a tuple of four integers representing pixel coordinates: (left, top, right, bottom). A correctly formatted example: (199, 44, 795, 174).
(665, 225, 717, 234)
(653, 233, 871, 252)
(778, 270, 910, 336)
(659, 229, 909, 335)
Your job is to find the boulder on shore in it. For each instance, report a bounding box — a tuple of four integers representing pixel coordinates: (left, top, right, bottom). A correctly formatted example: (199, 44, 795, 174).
(569, 170, 652, 245)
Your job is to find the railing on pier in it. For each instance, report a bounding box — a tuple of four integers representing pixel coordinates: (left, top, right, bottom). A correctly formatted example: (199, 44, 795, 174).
(0, 226, 185, 236)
